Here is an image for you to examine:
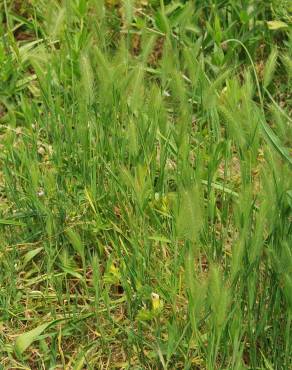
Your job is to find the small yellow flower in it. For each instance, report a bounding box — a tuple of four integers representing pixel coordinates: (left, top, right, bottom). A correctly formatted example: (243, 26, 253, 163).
(151, 292, 163, 312)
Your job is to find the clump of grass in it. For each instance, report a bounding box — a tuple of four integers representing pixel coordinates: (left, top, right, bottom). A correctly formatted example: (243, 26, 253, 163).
(0, 0, 291, 368)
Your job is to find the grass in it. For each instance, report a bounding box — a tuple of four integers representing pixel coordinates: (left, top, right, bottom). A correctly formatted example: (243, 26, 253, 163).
(0, 0, 291, 368)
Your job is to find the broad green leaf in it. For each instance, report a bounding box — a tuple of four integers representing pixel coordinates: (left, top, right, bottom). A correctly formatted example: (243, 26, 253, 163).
(65, 228, 85, 265)
(15, 323, 50, 356)
(14, 317, 73, 357)
(155, 11, 170, 34)
(136, 308, 154, 321)
(62, 267, 85, 281)
(22, 247, 43, 269)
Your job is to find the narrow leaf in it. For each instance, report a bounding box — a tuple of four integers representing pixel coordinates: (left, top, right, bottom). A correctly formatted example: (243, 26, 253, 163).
(0, 219, 25, 226)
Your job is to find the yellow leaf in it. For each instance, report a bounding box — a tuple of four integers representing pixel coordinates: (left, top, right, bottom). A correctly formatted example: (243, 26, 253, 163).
(267, 20, 288, 30)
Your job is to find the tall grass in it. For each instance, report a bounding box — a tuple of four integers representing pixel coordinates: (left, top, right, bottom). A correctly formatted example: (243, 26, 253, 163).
(0, 0, 291, 368)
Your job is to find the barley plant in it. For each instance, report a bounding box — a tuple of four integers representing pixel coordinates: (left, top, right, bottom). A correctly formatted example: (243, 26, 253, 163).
(0, 0, 291, 369)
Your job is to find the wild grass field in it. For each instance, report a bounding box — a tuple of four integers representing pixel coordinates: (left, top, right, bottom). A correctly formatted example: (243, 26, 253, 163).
(0, 0, 291, 368)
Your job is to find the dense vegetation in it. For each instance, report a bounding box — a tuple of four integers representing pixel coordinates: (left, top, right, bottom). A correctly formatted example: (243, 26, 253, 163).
(0, 0, 291, 368)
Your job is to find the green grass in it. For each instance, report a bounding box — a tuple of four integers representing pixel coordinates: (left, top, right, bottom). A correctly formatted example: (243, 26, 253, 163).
(0, 0, 291, 368)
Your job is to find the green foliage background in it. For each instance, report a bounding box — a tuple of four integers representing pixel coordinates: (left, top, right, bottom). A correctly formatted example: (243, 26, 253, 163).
(0, 0, 291, 368)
